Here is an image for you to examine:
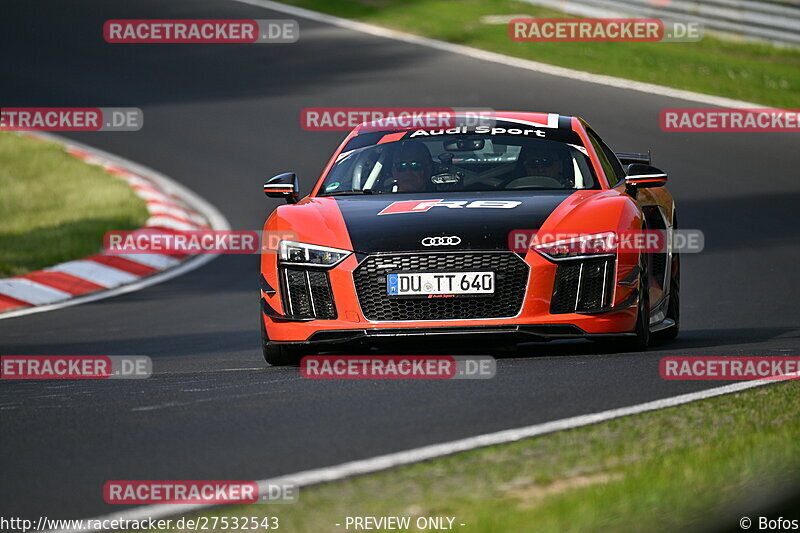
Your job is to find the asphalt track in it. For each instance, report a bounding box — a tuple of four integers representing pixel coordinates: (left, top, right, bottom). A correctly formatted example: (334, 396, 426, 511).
(1, 0, 799, 522)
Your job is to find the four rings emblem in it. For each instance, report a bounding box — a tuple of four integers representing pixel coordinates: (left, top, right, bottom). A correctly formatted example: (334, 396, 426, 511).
(421, 236, 462, 247)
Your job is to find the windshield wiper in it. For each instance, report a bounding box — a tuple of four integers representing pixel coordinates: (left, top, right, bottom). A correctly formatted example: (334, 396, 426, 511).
(322, 189, 384, 196)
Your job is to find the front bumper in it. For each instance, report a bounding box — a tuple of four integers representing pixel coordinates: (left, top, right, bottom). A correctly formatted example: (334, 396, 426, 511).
(264, 321, 636, 346)
(261, 249, 640, 343)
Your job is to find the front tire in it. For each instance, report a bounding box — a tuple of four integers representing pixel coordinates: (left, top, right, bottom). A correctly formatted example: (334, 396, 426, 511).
(261, 315, 306, 366)
(621, 254, 651, 351)
(629, 260, 651, 350)
(592, 254, 650, 353)
(654, 251, 680, 342)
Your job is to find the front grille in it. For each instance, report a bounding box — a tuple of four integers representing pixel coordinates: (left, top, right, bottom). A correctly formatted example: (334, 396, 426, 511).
(282, 268, 337, 319)
(353, 252, 529, 321)
(551, 257, 615, 314)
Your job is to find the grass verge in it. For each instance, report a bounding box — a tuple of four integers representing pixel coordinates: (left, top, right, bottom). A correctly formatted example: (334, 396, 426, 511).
(149, 381, 798, 533)
(0, 133, 149, 277)
(278, 0, 800, 107)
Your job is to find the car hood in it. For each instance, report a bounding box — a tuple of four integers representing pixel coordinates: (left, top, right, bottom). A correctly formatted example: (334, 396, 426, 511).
(326, 191, 576, 253)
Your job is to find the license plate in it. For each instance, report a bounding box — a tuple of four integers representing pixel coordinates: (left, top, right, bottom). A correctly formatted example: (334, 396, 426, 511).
(386, 272, 495, 297)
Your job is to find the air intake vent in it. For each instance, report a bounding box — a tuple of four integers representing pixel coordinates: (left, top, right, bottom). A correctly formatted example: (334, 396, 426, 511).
(282, 268, 337, 319)
(551, 258, 615, 314)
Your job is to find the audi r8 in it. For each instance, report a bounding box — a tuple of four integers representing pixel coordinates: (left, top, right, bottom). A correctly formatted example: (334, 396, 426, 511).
(259, 112, 679, 365)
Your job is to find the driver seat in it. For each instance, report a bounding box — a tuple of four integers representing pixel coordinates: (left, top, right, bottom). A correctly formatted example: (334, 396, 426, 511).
(505, 145, 574, 189)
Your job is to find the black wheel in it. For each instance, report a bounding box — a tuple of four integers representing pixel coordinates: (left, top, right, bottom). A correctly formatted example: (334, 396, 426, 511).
(654, 250, 680, 342)
(260, 315, 306, 366)
(619, 253, 651, 352)
(593, 253, 650, 353)
(629, 258, 651, 350)
(262, 343, 307, 366)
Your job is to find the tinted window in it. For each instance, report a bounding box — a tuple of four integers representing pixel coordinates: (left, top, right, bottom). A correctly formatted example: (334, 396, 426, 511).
(320, 134, 599, 195)
(587, 129, 625, 186)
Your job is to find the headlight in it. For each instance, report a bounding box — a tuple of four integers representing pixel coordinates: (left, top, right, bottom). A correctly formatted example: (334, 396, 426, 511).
(533, 231, 616, 262)
(278, 241, 351, 267)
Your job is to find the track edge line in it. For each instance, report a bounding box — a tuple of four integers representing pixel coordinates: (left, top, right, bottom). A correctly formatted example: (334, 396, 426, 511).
(48, 377, 785, 533)
(231, 0, 762, 108)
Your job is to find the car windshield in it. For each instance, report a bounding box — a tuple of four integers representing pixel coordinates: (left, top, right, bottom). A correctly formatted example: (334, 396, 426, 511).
(318, 133, 599, 195)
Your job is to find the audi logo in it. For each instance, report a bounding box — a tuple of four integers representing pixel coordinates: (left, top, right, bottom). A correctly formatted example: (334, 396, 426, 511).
(421, 236, 462, 247)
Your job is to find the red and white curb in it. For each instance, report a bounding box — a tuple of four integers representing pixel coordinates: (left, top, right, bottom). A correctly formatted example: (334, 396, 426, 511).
(0, 133, 230, 320)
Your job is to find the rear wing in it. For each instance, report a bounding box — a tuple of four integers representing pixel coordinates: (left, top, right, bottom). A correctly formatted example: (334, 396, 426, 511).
(615, 151, 651, 166)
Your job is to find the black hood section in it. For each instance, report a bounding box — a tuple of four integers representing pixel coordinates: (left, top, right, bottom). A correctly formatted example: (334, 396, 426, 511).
(333, 191, 574, 253)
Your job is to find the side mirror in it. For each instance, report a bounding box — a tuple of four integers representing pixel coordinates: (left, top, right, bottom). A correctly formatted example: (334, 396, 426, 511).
(264, 172, 299, 204)
(625, 163, 668, 191)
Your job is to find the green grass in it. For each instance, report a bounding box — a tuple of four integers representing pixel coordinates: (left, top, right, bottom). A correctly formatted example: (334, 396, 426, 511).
(149, 381, 799, 533)
(279, 0, 800, 107)
(0, 133, 149, 277)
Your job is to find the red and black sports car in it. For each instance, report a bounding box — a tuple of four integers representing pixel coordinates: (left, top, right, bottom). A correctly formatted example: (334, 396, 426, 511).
(259, 112, 678, 365)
